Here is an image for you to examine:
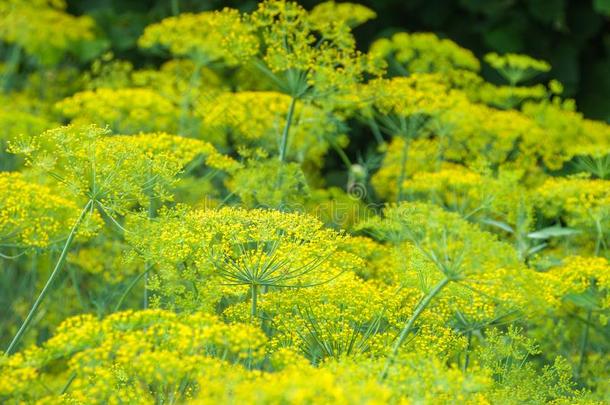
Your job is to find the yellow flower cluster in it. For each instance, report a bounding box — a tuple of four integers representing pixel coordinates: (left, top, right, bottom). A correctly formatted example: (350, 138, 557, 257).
(370, 32, 481, 74)
(474, 82, 548, 109)
(439, 96, 543, 169)
(368, 74, 457, 118)
(0, 0, 96, 65)
(121, 132, 241, 173)
(9, 125, 235, 213)
(0, 172, 97, 248)
(401, 166, 489, 212)
(138, 8, 258, 65)
(371, 83, 605, 194)
(249, 0, 384, 103)
(1, 310, 266, 403)
(128, 206, 363, 312)
(545, 256, 609, 301)
(370, 138, 441, 198)
(132, 59, 225, 104)
(484, 52, 551, 73)
(309, 1, 376, 31)
(0, 94, 58, 170)
(224, 271, 463, 361)
(358, 202, 536, 320)
(225, 159, 309, 209)
(67, 238, 141, 283)
(55, 88, 180, 134)
(522, 100, 610, 170)
(193, 361, 392, 404)
(484, 52, 551, 85)
(198, 91, 344, 167)
(0, 352, 38, 399)
(1, 0, 609, 402)
(535, 176, 610, 236)
(0, 96, 56, 143)
(399, 167, 531, 226)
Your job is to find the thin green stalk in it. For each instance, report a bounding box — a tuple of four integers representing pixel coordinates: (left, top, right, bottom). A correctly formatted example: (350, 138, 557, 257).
(368, 118, 385, 146)
(275, 96, 298, 209)
(114, 265, 152, 312)
(463, 331, 472, 373)
(60, 371, 77, 394)
(379, 277, 450, 380)
(251, 283, 258, 320)
(576, 308, 592, 378)
(178, 57, 204, 136)
(279, 96, 297, 163)
(144, 196, 158, 309)
(1, 45, 21, 92)
(594, 218, 604, 257)
(143, 274, 149, 309)
(5, 200, 93, 356)
(396, 137, 410, 202)
(575, 219, 605, 376)
(171, 0, 180, 15)
(68, 264, 87, 311)
(329, 141, 352, 170)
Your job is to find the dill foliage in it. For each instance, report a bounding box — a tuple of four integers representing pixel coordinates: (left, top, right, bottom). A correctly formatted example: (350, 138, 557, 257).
(0, 0, 608, 403)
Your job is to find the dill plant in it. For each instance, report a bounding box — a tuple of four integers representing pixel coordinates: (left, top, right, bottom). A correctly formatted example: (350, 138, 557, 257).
(359, 202, 534, 380)
(1, 0, 609, 402)
(5, 125, 232, 353)
(363, 75, 458, 201)
(127, 207, 360, 320)
(244, 0, 381, 163)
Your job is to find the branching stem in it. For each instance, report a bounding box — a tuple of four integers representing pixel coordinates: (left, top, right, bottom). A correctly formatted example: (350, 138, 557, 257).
(5, 200, 93, 356)
(380, 277, 450, 380)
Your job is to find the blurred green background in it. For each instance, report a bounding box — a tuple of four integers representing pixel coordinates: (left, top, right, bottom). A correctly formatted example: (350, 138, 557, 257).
(68, 0, 610, 121)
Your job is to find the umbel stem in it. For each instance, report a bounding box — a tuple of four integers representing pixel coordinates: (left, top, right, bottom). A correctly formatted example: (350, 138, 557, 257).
(379, 277, 450, 380)
(396, 137, 410, 202)
(576, 226, 604, 375)
(144, 192, 158, 309)
(4, 200, 93, 356)
(576, 308, 592, 378)
(279, 96, 297, 163)
(114, 264, 152, 312)
(251, 283, 259, 320)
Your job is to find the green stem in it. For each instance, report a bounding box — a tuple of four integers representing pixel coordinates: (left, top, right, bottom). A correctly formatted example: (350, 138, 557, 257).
(4, 200, 92, 356)
(114, 265, 153, 312)
(1, 45, 21, 92)
(60, 371, 77, 394)
(68, 264, 87, 311)
(178, 57, 204, 136)
(379, 277, 450, 380)
(170, 0, 180, 15)
(251, 284, 258, 320)
(594, 219, 603, 257)
(330, 141, 352, 170)
(143, 274, 149, 309)
(368, 118, 385, 146)
(576, 308, 592, 378)
(463, 331, 472, 373)
(575, 219, 605, 376)
(396, 137, 410, 202)
(144, 191, 158, 310)
(279, 96, 297, 163)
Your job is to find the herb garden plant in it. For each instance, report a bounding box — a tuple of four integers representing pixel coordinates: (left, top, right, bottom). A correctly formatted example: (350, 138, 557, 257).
(0, 0, 608, 403)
